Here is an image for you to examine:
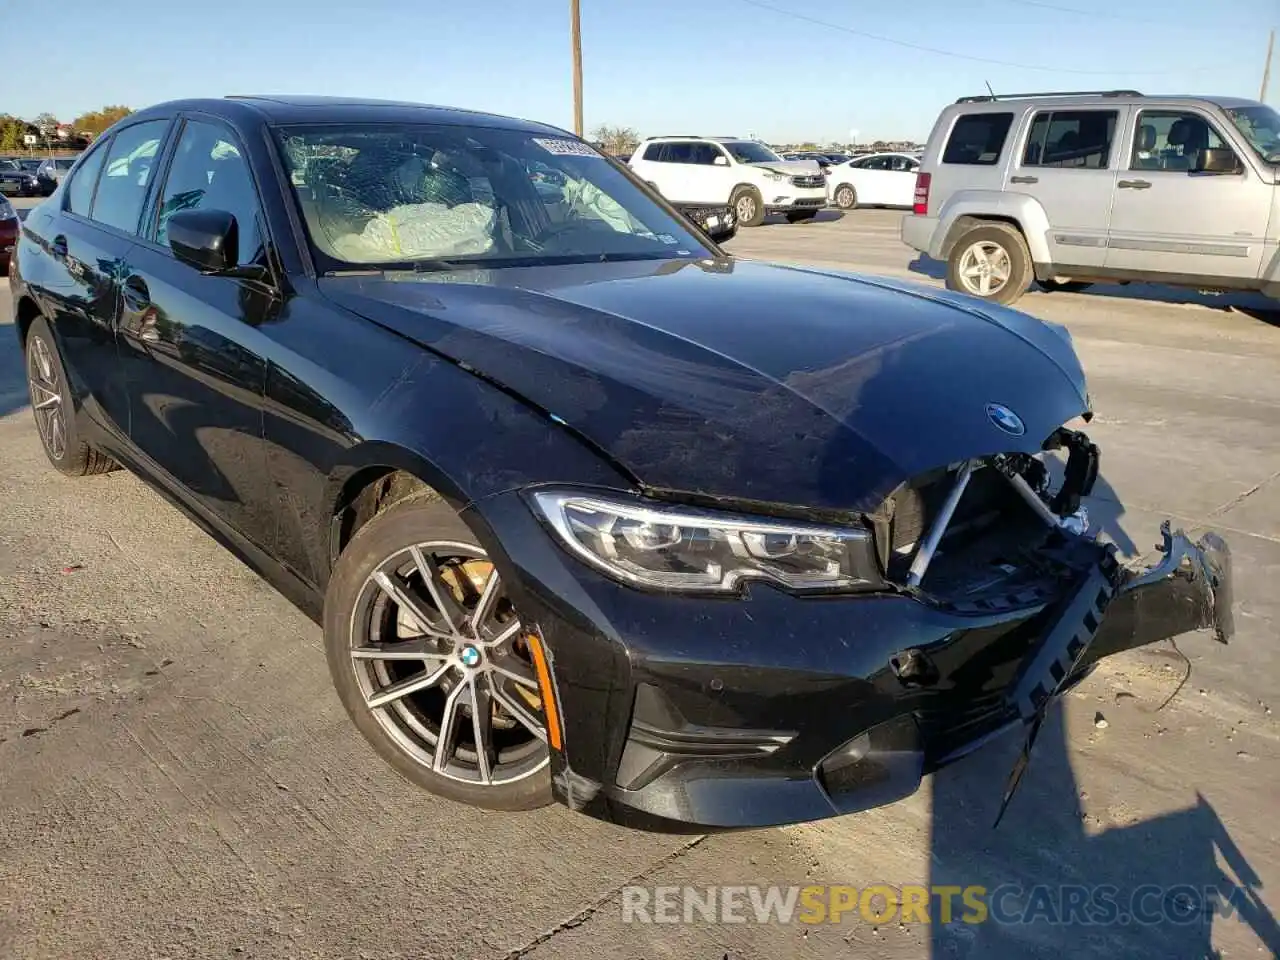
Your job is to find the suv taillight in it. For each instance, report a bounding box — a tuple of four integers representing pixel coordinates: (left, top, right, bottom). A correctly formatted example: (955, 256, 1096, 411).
(912, 172, 931, 216)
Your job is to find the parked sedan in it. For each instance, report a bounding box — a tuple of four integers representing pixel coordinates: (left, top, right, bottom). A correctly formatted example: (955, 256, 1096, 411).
(827, 151, 921, 209)
(0, 194, 18, 272)
(11, 96, 1233, 833)
(0, 158, 41, 197)
(36, 156, 77, 196)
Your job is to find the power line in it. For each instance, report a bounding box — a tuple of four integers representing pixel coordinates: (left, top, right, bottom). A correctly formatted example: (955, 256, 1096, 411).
(729, 0, 1244, 75)
(1000, 0, 1266, 33)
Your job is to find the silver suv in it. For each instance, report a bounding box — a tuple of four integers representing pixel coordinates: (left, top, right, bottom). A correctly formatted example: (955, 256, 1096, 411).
(900, 90, 1280, 306)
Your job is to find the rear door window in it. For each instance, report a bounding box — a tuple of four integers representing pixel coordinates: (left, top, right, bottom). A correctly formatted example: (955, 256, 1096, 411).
(90, 119, 170, 234)
(64, 143, 108, 217)
(1022, 110, 1117, 168)
(942, 113, 1014, 165)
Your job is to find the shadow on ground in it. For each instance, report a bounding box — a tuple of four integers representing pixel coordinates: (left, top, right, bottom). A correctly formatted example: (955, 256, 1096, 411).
(761, 209, 846, 225)
(927, 706, 1278, 958)
(0, 319, 26, 418)
(908, 255, 1280, 326)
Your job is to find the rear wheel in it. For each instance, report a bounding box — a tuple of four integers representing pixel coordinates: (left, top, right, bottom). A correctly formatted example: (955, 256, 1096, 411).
(23, 317, 117, 476)
(833, 184, 857, 209)
(324, 496, 553, 811)
(786, 210, 818, 224)
(945, 223, 1033, 306)
(731, 186, 765, 227)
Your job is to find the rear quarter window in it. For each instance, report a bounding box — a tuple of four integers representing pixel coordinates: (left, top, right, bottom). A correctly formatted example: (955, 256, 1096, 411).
(942, 112, 1015, 165)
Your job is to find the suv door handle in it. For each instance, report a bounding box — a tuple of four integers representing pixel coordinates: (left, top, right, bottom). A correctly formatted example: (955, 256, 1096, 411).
(1118, 179, 1152, 189)
(1010, 175, 1038, 184)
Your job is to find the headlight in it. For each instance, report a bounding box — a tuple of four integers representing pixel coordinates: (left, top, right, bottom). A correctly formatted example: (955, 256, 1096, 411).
(530, 490, 881, 594)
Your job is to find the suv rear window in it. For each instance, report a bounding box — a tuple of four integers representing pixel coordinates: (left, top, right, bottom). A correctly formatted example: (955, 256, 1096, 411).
(942, 113, 1014, 165)
(1022, 110, 1117, 168)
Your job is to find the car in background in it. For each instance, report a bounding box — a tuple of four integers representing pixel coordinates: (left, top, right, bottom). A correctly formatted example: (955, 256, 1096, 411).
(36, 156, 78, 196)
(629, 136, 826, 226)
(826, 151, 921, 210)
(0, 194, 18, 272)
(902, 89, 1280, 305)
(0, 158, 42, 197)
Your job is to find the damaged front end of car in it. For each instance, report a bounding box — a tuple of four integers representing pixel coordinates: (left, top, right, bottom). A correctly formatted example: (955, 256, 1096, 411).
(506, 417, 1234, 834)
(865, 423, 1232, 823)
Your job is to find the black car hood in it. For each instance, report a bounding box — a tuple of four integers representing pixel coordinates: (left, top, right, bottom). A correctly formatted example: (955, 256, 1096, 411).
(320, 258, 1089, 514)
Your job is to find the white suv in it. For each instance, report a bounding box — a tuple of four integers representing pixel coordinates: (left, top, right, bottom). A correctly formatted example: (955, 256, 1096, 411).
(629, 137, 827, 226)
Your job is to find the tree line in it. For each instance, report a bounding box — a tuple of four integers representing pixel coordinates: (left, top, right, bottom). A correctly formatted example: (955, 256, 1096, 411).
(0, 105, 133, 152)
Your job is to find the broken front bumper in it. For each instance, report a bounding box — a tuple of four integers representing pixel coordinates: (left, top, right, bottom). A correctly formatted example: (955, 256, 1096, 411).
(469, 491, 1235, 833)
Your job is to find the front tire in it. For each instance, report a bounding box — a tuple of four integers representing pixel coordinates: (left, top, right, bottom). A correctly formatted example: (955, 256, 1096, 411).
(323, 495, 554, 812)
(945, 223, 1033, 306)
(731, 186, 765, 227)
(833, 184, 857, 209)
(23, 317, 117, 476)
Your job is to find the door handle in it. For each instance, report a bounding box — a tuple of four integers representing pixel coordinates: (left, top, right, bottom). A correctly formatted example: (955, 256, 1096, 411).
(122, 275, 151, 312)
(1118, 179, 1152, 190)
(1010, 175, 1039, 184)
(51, 234, 68, 257)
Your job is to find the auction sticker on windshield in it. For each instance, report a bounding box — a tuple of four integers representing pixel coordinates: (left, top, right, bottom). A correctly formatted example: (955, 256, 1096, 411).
(534, 138, 602, 158)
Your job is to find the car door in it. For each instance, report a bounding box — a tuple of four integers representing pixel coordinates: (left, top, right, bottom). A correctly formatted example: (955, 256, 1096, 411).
(1007, 107, 1124, 269)
(27, 121, 172, 438)
(116, 115, 280, 549)
(1105, 106, 1270, 282)
(645, 141, 720, 204)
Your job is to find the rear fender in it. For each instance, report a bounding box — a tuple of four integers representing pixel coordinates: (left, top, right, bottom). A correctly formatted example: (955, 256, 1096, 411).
(935, 193, 1051, 263)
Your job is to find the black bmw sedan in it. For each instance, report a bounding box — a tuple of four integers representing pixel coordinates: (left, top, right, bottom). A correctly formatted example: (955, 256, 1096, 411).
(10, 96, 1233, 832)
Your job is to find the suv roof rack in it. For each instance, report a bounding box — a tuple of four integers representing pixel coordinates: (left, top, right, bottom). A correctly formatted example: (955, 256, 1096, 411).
(954, 89, 1143, 103)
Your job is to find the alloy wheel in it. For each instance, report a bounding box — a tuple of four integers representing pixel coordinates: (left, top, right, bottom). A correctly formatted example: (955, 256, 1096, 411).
(736, 194, 757, 223)
(835, 186, 855, 209)
(348, 540, 549, 787)
(27, 336, 66, 461)
(957, 240, 1012, 297)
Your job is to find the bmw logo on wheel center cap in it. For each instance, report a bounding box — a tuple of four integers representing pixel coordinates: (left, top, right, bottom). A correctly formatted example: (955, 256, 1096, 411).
(459, 645, 482, 668)
(986, 403, 1026, 437)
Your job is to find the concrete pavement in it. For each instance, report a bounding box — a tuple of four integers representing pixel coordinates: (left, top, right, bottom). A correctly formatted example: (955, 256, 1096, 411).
(2, 205, 1277, 959)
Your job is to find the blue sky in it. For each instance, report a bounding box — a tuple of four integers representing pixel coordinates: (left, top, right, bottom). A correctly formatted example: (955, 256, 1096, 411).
(10, 0, 1276, 142)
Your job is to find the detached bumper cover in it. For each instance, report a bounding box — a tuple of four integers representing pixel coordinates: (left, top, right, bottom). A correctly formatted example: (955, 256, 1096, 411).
(470, 493, 1234, 833)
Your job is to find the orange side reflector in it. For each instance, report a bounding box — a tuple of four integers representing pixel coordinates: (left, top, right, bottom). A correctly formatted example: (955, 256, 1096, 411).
(526, 633, 563, 751)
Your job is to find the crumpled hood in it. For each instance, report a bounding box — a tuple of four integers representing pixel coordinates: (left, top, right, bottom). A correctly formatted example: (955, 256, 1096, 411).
(320, 258, 1089, 513)
(748, 159, 823, 177)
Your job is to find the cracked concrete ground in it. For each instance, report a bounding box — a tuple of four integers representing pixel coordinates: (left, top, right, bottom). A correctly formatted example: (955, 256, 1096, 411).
(2, 205, 1278, 959)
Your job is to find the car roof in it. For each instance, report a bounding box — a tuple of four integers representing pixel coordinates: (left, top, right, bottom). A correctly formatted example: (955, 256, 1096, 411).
(121, 95, 572, 137)
(949, 92, 1263, 112)
(642, 135, 756, 143)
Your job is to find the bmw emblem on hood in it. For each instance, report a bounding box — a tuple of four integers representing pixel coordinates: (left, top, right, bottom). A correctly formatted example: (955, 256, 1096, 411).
(986, 403, 1025, 437)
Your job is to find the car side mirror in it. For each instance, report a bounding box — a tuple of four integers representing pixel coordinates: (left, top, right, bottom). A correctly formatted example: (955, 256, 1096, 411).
(1191, 148, 1242, 175)
(167, 208, 238, 272)
(713, 156, 729, 166)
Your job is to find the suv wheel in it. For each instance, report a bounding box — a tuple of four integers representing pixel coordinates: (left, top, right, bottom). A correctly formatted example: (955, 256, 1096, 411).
(731, 186, 765, 227)
(946, 223, 1033, 306)
(833, 184, 857, 209)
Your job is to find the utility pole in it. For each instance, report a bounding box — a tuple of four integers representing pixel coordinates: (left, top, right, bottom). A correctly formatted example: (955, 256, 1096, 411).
(570, 0, 584, 137)
(1263, 28, 1274, 103)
